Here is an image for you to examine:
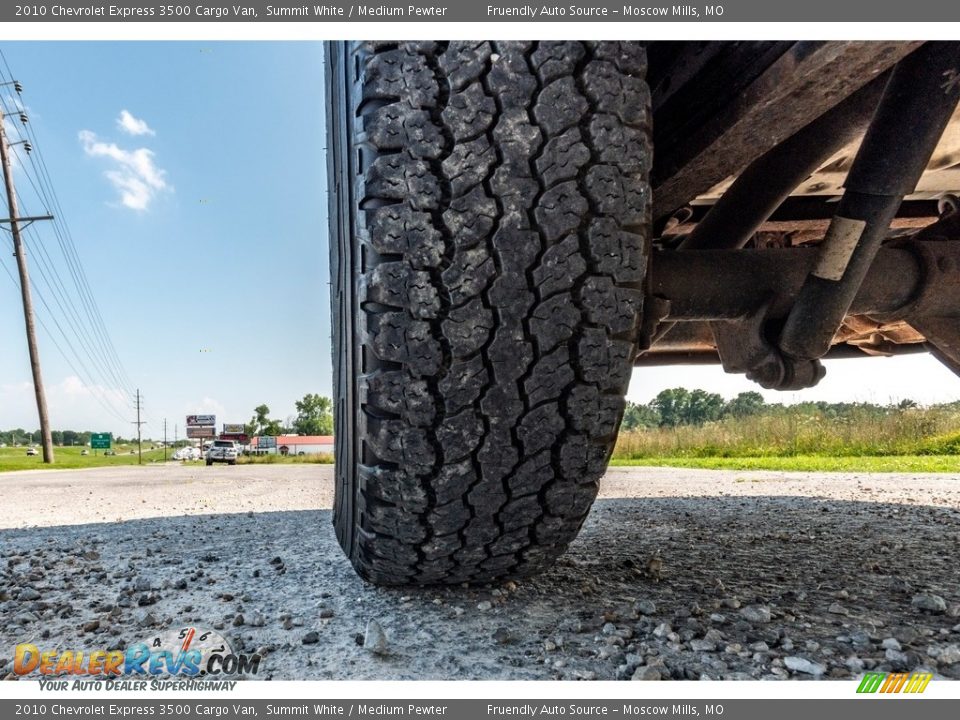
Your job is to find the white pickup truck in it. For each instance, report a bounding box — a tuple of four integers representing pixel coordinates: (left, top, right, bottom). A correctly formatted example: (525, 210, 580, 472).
(205, 440, 239, 466)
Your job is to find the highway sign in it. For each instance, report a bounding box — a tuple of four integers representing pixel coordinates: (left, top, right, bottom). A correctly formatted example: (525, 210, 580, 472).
(186, 414, 216, 427)
(90, 433, 111, 450)
(186, 426, 216, 439)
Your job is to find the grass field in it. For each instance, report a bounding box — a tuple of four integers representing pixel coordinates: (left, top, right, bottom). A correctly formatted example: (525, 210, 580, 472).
(610, 455, 960, 472)
(610, 406, 960, 472)
(237, 453, 333, 465)
(0, 445, 171, 472)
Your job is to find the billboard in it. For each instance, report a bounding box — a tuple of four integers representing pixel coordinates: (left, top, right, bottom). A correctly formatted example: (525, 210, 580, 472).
(223, 423, 245, 434)
(90, 433, 111, 450)
(186, 426, 216, 439)
(186, 414, 216, 427)
(257, 436, 277, 449)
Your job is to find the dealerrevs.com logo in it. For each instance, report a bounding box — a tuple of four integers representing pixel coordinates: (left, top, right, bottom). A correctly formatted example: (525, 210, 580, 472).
(14, 626, 261, 685)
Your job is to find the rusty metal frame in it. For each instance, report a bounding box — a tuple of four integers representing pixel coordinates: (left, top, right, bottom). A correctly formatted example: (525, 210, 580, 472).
(652, 41, 921, 221)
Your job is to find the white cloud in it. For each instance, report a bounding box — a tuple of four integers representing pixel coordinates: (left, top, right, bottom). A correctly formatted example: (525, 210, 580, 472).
(116, 109, 154, 137)
(0, 376, 130, 435)
(79, 129, 169, 211)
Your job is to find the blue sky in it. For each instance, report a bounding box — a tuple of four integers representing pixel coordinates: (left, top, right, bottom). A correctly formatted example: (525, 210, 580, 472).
(1, 41, 959, 440)
(0, 42, 330, 437)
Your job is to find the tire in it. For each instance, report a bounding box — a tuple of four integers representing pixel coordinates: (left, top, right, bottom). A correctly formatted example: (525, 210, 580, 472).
(206, 460, 213, 467)
(327, 41, 651, 585)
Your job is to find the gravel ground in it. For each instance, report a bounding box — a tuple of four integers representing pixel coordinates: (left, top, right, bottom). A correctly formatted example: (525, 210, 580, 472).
(1, 464, 959, 681)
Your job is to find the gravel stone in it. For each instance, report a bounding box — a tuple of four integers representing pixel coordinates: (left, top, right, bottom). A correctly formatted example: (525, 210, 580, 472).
(690, 638, 717, 652)
(631, 665, 662, 681)
(364, 619, 388, 655)
(912, 594, 947, 613)
(740, 605, 773, 624)
(653, 622, 672, 638)
(935, 645, 960, 665)
(634, 600, 657, 616)
(2, 463, 959, 681)
(784, 656, 826, 676)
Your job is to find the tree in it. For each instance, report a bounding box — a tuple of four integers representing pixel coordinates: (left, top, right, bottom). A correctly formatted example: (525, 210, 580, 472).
(650, 387, 725, 426)
(725, 391, 766, 418)
(686, 389, 725, 424)
(621, 401, 660, 431)
(293, 394, 334, 436)
(248, 404, 282, 436)
(651, 388, 690, 427)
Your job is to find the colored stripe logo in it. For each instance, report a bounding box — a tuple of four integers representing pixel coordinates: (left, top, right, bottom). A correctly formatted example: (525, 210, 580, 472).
(857, 672, 933, 694)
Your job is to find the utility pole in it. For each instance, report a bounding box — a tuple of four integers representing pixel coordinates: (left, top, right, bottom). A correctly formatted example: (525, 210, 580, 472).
(0, 106, 54, 464)
(132, 389, 144, 465)
(163, 418, 168, 461)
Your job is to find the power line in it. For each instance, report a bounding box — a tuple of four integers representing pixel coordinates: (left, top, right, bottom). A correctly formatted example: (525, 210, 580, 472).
(0, 251, 132, 428)
(0, 104, 138, 401)
(0, 52, 139, 413)
(0, 100, 53, 462)
(0, 59, 139, 400)
(0, 179, 137, 416)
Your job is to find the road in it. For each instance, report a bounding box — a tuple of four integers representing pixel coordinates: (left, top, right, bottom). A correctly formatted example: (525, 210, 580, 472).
(1, 464, 959, 680)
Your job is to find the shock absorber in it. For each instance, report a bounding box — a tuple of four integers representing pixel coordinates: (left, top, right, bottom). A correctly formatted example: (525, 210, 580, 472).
(778, 42, 960, 364)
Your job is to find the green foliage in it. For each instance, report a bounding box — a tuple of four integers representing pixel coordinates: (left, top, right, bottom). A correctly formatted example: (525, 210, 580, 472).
(0, 428, 94, 447)
(725, 391, 766, 418)
(0, 446, 170, 472)
(237, 452, 334, 465)
(621, 402, 660, 430)
(248, 404, 283, 436)
(650, 387, 726, 426)
(292, 394, 334, 436)
(614, 392, 960, 464)
(609, 455, 960, 472)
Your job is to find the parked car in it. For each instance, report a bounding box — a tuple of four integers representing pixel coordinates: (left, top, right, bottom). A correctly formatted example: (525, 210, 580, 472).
(173, 446, 201, 461)
(25, 447, 38, 456)
(80, 449, 89, 456)
(206, 440, 239, 466)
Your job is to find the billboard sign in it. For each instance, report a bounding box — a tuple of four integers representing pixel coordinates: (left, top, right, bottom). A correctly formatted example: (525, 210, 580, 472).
(257, 436, 277, 449)
(186, 426, 216, 439)
(90, 433, 111, 450)
(223, 423, 245, 434)
(186, 414, 216, 427)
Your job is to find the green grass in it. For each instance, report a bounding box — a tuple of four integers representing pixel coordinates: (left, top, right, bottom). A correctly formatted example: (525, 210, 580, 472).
(0, 445, 171, 472)
(610, 406, 960, 472)
(237, 452, 333, 465)
(610, 454, 960, 473)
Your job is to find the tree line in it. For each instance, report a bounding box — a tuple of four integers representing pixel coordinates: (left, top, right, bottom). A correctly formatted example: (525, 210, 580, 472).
(621, 388, 944, 430)
(5, 391, 948, 442)
(1, 393, 336, 446)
